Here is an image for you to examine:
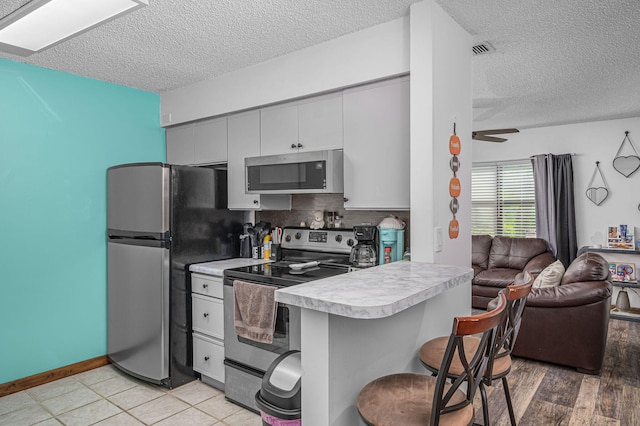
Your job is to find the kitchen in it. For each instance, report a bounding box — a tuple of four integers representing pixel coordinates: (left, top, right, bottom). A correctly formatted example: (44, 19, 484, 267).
(104, 67, 470, 423)
(0, 0, 472, 424)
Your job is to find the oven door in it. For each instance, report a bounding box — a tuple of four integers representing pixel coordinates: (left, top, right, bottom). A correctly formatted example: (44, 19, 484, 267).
(223, 282, 301, 372)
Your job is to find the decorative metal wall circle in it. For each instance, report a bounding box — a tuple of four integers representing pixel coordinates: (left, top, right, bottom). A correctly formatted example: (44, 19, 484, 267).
(613, 131, 640, 177)
(586, 161, 609, 206)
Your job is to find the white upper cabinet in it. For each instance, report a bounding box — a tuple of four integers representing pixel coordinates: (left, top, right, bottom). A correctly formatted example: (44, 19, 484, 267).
(260, 92, 343, 156)
(297, 93, 343, 152)
(227, 110, 291, 210)
(343, 77, 410, 210)
(166, 117, 227, 165)
(193, 118, 227, 164)
(166, 124, 194, 165)
(260, 103, 298, 156)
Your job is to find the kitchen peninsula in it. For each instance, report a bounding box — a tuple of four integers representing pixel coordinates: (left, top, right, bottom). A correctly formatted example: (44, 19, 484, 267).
(275, 261, 473, 426)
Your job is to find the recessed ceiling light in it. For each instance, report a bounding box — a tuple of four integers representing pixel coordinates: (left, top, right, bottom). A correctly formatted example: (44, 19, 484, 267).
(0, 0, 148, 56)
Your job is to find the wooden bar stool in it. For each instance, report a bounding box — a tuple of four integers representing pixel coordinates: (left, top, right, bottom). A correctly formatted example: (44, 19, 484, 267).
(356, 292, 508, 426)
(419, 272, 534, 426)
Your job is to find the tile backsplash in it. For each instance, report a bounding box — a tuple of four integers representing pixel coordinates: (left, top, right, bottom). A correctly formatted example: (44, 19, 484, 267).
(255, 194, 410, 249)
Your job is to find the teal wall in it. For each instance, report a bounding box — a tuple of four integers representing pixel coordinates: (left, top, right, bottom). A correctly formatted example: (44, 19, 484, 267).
(0, 59, 164, 384)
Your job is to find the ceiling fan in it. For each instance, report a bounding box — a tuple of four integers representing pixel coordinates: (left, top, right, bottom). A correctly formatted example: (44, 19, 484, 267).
(472, 128, 519, 143)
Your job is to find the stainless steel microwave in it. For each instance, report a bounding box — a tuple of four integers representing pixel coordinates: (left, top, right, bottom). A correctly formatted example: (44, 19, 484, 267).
(245, 149, 344, 194)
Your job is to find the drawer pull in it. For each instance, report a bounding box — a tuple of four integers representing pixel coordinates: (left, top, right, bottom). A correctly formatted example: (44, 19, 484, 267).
(204, 356, 210, 361)
(202, 284, 208, 289)
(203, 313, 209, 318)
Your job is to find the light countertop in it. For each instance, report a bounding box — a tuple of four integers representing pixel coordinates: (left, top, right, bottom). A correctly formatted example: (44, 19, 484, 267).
(275, 261, 473, 319)
(189, 258, 272, 277)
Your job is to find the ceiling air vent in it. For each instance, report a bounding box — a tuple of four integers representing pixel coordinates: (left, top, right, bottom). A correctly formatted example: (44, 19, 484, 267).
(472, 42, 495, 56)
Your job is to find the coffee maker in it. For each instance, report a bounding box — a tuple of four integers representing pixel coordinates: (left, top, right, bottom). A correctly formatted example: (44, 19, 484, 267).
(350, 225, 378, 268)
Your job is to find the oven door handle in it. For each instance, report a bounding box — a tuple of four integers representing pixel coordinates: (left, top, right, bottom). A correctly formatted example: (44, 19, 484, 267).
(223, 358, 264, 377)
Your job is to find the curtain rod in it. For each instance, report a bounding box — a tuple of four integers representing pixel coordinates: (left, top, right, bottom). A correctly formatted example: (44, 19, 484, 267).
(528, 153, 577, 159)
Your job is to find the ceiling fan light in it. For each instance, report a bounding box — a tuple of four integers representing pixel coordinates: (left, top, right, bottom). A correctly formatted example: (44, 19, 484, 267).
(0, 0, 148, 56)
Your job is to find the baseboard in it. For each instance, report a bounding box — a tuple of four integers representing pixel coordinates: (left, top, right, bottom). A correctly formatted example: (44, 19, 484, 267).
(0, 355, 110, 398)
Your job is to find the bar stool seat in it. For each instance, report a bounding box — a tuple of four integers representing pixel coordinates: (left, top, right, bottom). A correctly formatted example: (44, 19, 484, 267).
(419, 336, 511, 377)
(357, 373, 472, 426)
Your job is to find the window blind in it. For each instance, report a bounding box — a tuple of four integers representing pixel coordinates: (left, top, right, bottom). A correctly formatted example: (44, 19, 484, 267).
(471, 160, 536, 238)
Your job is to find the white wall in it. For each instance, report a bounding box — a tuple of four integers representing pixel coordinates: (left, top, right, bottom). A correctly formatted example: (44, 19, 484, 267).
(472, 116, 640, 248)
(410, 1, 472, 266)
(160, 17, 409, 126)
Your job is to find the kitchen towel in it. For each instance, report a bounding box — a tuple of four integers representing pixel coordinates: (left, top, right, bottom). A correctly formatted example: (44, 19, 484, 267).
(233, 280, 277, 344)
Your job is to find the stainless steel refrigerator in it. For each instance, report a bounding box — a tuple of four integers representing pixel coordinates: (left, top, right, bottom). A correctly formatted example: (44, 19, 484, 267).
(107, 163, 243, 388)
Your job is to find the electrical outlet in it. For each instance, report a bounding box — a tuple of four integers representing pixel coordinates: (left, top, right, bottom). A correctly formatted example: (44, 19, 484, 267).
(434, 227, 443, 252)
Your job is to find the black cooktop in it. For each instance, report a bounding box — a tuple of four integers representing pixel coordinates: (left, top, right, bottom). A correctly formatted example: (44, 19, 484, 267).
(224, 261, 349, 287)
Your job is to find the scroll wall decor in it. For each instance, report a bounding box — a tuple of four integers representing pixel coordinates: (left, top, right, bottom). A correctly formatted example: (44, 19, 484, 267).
(586, 161, 609, 206)
(613, 131, 640, 177)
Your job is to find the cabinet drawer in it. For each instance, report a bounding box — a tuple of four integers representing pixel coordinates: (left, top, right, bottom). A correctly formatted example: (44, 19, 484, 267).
(192, 294, 224, 339)
(193, 334, 225, 383)
(191, 273, 223, 298)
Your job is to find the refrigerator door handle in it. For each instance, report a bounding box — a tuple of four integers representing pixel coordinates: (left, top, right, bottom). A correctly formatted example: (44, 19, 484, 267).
(107, 229, 169, 240)
(108, 236, 170, 249)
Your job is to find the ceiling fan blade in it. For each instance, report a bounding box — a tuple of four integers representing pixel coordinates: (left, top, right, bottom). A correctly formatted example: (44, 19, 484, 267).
(474, 128, 520, 136)
(472, 134, 507, 143)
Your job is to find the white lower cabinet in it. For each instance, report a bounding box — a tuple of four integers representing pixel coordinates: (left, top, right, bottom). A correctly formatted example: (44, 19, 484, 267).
(193, 334, 225, 383)
(192, 294, 224, 339)
(191, 273, 225, 387)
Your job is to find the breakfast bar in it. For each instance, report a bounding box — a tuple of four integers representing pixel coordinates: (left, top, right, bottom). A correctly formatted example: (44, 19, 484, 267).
(275, 261, 473, 426)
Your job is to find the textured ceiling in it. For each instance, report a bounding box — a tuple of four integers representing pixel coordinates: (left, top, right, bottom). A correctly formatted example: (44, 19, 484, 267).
(1, 0, 639, 130)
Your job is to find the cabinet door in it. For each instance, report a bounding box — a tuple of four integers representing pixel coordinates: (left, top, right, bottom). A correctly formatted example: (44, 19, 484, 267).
(228, 111, 262, 209)
(191, 274, 223, 298)
(193, 118, 227, 164)
(192, 294, 224, 339)
(260, 103, 298, 156)
(166, 124, 194, 165)
(193, 334, 225, 382)
(227, 111, 291, 210)
(343, 78, 410, 210)
(298, 92, 343, 152)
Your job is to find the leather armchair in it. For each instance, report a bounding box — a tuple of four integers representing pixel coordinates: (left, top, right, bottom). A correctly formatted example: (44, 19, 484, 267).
(511, 252, 612, 374)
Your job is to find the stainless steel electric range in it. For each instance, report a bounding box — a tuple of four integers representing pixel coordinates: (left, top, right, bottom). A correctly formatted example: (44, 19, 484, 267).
(222, 227, 355, 411)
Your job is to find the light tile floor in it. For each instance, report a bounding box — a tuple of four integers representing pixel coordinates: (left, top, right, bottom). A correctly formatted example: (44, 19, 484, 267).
(0, 365, 261, 426)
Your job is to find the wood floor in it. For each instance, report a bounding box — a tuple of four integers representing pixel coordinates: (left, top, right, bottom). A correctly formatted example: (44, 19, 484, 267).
(474, 318, 640, 425)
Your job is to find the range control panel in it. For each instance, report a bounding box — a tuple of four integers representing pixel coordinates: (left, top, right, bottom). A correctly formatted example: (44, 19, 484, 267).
(281, 228, 355, 254)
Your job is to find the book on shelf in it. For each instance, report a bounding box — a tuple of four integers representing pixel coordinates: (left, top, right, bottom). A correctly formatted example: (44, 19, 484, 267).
(607, 225, 635, 250)
(609, 262, 636, 282)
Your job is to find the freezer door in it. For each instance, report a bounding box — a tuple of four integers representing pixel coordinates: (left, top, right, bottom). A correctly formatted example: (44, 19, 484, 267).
(107, 163, 169, 236)
(108, 240, 170, 383)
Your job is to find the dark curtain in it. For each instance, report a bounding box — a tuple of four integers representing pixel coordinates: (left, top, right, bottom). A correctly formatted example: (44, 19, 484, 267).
(531, 154, 577, 267)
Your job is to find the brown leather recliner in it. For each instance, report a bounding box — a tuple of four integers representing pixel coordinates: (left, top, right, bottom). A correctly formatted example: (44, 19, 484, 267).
(472, 235, 556, 309)
(511, 252, 612, 374)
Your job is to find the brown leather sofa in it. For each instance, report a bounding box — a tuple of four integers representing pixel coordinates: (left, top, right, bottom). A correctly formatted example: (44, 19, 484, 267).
(511, 252, 612, 374)
(472, 235, 556, 309)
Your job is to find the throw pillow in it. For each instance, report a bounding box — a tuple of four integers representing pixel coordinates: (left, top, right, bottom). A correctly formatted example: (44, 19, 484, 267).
(533, 260, 565, 288)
